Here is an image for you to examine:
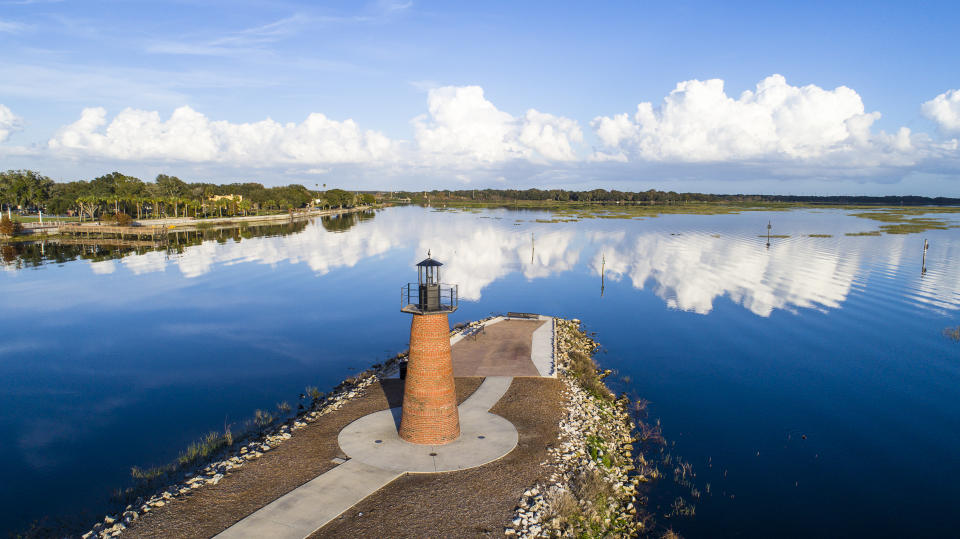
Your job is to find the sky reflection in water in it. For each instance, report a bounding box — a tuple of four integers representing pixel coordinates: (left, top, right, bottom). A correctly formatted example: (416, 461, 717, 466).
(1, 206, 958, 537)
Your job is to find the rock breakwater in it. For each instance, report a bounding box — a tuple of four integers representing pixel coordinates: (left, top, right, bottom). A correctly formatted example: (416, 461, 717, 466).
(506, 318, 657, 538)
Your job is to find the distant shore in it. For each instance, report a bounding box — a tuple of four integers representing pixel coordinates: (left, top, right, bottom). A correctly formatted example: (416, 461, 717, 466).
(1, 205, 377, 243)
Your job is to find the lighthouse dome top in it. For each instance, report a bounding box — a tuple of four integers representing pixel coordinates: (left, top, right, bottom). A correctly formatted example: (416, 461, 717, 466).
(416, 257, 443, 267)
(416, 250, 443, 267)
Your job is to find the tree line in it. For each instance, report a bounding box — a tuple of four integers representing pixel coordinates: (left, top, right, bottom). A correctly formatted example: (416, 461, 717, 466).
(393, 188, 960, 206)
(0, 170, 374, 220)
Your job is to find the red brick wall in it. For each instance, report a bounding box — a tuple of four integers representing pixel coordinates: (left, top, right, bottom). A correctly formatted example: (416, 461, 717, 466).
(399, 313, 461, 444)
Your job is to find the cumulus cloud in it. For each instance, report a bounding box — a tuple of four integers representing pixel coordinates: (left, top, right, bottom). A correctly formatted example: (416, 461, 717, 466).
(413, 86, 583, 165)
(922, 89, 960, 133)
(48, 105, 398, 165)
(0, 104, 23, 142)
(45, 87, 584, 168)
(591, 74, 916, 166)
(35, 78, 957, 177)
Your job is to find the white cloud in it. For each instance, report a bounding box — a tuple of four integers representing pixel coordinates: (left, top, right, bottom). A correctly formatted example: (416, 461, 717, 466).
(591, 74, 917, 166)
(0, 104, 23, 142)
(31, 78, 959, 180)
(922, 89, 960, 133)
(49, 105, 398, 165)
(413, 86, 583, 166)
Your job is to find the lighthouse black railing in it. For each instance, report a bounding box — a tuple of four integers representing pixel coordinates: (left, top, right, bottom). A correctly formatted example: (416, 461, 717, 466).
(400, 283, 459, 313)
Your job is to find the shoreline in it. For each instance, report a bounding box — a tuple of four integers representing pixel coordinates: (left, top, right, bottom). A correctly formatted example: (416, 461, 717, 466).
(1, 205, 378, 244)
(73, 316, 658, 539)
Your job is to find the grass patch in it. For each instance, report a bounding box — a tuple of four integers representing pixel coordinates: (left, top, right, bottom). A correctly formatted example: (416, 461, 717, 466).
(880, 220, 954, 234)
(9, 215, 80, 223)
(850, 210, 960, 235)
(178, 429, 233, 467)
(568, 350, 614, 401)
(845, 231, 882, 236)
(130, 427, 233, 482)
(807, 234, 833, 238)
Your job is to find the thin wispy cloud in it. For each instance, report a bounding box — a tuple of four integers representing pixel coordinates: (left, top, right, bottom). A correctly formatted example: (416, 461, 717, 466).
(0, 61, 279, 104)
(0, 18, 30, 33)
(147, 12, 366, 57)
(146, 15, 308, 57)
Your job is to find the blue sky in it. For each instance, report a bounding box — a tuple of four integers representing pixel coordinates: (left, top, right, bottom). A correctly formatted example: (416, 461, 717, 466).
(1, 0, 959, 195)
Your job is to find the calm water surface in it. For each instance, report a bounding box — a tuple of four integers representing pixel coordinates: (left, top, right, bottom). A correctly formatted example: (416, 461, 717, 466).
(2, 206, 959, 537)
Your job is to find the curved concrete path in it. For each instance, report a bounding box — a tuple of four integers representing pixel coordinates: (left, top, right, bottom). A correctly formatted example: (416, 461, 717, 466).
(215, 376, 517, 539)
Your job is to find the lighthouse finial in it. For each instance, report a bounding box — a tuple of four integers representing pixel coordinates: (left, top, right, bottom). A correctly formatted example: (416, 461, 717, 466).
(427, 249, 431, 258)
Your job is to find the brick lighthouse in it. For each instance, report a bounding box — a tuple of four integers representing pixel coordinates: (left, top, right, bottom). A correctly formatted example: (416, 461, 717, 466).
(399, 251, 460, 445)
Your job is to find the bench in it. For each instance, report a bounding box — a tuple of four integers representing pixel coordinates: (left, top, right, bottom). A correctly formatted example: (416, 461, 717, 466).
(463, 324, 486, 340)
(506, 312, 539, 319)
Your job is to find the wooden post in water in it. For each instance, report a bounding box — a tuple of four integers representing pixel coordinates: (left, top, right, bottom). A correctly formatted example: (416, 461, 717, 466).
(922, 239, 928, 275)
(600, 252, 606, 297)
(766, 221, 772, 248)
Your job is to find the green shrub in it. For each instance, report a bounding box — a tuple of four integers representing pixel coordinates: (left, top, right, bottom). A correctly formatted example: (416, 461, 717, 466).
(104, 212, 133, 226)
(0, 215, 23, 236)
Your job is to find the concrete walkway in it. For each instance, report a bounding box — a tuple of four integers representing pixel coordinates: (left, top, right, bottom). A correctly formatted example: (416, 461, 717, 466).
(213, 460, 398, 539)
(452, 319, 545, 377)
(215, 377, 517, 539)
(531, 316, 556, 377)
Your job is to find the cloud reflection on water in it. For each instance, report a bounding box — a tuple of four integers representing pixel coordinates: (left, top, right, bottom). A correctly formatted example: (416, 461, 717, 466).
(37, 209, 960, 316)
(590, 232, 862, 317)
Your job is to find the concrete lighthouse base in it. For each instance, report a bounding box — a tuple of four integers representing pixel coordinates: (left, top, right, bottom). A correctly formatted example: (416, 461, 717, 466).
(399, 312, 461, 445)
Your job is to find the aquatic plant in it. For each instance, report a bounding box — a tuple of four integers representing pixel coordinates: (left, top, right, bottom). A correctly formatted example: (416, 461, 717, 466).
(850, 211, 959, 234)
(305, 385, 323, 401)
(129, 427, 233, 482)
(177, 429, 233, 467)
(253, 409, 275, 430)
(944, 326, 960, 342)
(666, 496, 696, 518)
(276, 401, 291, 414)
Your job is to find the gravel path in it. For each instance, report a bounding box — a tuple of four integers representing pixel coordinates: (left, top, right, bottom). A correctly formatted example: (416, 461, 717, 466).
(122, 378, 484, 539)
(310, 377, 566, 539)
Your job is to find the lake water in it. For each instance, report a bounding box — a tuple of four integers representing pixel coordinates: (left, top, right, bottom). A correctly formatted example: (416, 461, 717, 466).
(1, 206, 959, 537)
